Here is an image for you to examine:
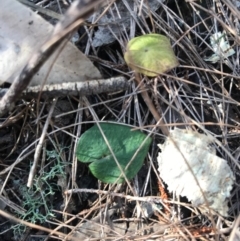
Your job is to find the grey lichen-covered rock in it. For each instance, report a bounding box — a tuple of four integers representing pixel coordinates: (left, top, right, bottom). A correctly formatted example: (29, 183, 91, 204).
(157, 128, 235, 216)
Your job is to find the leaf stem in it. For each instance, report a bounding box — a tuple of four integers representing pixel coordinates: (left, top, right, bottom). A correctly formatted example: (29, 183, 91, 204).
(135, 73, 169, 136)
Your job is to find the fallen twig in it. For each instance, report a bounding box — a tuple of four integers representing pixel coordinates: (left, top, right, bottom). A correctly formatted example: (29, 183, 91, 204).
(0, 76, 128, 99)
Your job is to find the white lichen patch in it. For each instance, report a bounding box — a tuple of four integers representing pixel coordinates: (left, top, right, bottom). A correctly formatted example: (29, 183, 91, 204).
(157, 128, 235, 216)
(204, 31, 235, 63)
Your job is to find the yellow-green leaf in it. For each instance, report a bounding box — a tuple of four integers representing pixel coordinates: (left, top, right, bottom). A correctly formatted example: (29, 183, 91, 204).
(124, 34, 179, 76)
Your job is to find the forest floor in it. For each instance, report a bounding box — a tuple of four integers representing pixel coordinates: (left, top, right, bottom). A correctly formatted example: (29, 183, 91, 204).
(1, 0, 240, 240)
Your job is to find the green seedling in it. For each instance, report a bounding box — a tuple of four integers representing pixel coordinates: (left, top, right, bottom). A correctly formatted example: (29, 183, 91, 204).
(124, 33, 179, 76)
(76, 123, 152, 183)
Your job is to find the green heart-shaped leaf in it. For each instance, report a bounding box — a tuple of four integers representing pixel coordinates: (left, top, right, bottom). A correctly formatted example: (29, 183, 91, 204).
(124, 33, 179, 76)
(76, 123, 152, 183)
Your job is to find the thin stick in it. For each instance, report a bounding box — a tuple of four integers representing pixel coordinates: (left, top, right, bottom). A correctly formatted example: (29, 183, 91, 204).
(135, 73, 169, 136)
(0, 77, 128, 99)
(27, 98, 57, 188)
(65, 188, 164, 203)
